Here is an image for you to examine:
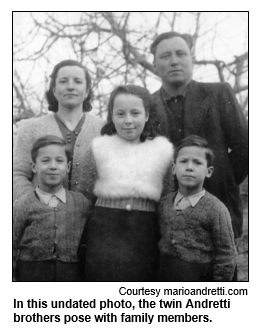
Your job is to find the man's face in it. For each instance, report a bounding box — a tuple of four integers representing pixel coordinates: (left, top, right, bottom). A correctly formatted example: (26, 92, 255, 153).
(154, 36, 193, 88)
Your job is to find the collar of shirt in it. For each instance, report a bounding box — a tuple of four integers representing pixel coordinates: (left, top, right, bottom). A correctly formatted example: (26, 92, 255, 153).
(36, 187, 66, 205)
(174, 189, 206, 209)
(161, 81, 190, 102)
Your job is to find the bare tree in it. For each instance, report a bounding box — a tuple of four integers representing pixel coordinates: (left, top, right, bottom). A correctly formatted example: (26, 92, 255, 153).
(13, 12, 248, 124)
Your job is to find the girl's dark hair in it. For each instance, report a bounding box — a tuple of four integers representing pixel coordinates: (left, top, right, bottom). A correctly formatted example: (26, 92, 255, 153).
(45, 60, 93, 113)
(101, 85, 162, 142)
(31, 135, 71, 163)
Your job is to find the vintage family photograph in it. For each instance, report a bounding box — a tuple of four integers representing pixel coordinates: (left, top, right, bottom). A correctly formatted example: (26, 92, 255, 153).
(13, 12, 248, 282)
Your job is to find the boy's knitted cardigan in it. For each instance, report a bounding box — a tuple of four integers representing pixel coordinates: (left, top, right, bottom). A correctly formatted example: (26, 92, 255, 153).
(13, 190, 91, 265)
(13, 113, 103, 200)
(158, 191, 237, 281)
(78, 135, 174, 209)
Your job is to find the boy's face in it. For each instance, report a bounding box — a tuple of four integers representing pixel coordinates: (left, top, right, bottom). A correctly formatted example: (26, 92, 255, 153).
(32, 145, 70, 194)
(173, 146, 213, 196)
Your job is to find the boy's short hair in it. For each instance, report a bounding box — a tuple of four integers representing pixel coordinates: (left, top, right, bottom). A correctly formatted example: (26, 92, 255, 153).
(31, 135, 71, 163)
(174, 135, 215, 166)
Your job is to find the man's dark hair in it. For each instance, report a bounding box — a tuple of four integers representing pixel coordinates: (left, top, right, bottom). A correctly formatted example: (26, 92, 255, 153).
(150, 32, 194, 58)
(174, 135, 215, 167)
(31, 135, 71, 163)
(45, 59, 93, 113)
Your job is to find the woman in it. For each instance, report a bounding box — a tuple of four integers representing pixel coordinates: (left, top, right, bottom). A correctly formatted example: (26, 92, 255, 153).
(13, 60, 103, 200)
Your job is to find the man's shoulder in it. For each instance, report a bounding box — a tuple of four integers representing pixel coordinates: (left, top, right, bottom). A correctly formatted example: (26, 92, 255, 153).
(152, 88, 161, 99)
(190, 80, 231, 94)
(152, 82, 228, 102)
(151, 89, 165, 115)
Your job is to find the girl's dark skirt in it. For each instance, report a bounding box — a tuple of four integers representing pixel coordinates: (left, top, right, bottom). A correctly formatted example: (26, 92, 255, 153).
(80, 206, 159, 282)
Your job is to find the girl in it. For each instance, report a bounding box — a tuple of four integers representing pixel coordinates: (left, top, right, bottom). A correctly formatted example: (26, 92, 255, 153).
(78, 85, 174, 281)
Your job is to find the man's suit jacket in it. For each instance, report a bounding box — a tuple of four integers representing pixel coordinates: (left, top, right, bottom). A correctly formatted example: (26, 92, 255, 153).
(153, 80, 248, 238)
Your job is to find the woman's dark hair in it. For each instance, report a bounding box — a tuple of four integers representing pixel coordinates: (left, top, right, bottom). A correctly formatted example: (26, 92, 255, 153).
(101, 85, 162, 142)
(45, 60, 93, 113)
(31, 135, 71, 163)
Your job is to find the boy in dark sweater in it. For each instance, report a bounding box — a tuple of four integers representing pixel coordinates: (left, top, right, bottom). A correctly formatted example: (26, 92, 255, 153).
(157, 135, 237, 281)
(13, 135, 91, 281)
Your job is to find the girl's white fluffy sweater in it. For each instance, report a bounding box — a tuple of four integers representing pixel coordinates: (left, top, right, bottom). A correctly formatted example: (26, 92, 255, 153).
(92, 135, 174, 201)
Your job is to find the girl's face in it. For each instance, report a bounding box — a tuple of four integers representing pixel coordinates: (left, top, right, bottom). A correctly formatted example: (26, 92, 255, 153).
(112, 94, 149, 144)
(53, 66, 88, 110)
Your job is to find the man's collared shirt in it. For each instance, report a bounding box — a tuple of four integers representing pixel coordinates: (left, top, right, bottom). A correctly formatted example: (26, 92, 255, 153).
(36, 187, 66, 208)
(160, 82, 190, 143)
(161, 82, 189, 101)
(174, 189, 206, 211)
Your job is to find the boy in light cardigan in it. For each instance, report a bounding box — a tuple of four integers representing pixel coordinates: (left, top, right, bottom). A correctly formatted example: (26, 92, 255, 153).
(13, 135, 91, 281)
(157, 135, 237, 281)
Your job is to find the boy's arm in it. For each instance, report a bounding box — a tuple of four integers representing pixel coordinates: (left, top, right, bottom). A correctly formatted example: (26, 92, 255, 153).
(13, 199, 29, 280)
(209, 202, 237, 281)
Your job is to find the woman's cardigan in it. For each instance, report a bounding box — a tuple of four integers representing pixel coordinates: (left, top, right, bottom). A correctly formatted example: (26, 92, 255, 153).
(13, 113, 103, 200)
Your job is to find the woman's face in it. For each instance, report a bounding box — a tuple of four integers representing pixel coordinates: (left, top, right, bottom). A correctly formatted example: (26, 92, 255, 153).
(53, 66, 88, 110)
(112, 93, 149, 144)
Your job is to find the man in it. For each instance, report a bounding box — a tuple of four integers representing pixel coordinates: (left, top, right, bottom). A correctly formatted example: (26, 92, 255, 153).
(151, 32, 248, 241)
